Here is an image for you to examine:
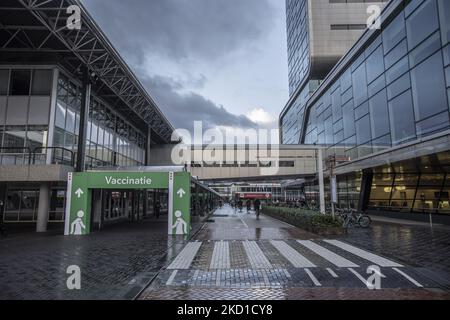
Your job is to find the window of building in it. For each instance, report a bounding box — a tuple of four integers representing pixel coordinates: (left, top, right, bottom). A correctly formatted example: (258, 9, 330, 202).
(352, 63, 368, 106)
(387, 73, 411, 101)
(0, 70, 9, 95)
(390, 174, 419, 211)
(55, 102, 66, 129)
(354, 101, 369, 120)
(356, 114, 371, 145)
(438, 0, 450, 46)
(406, 0, 439, 50)
(31, 70, 52, 95)
(383, 11, 406, 55)
(279, 161, 295, 167)
(366, 45, 385, 84)
(342, 99, 355, 139)
(411, 51, 448, 121)
(416, 111, 450, 136)
(369, 89, 390, 139)
(9, 70, 31, 96)
(388, 90, 416, 145)
(369, 173, 395, 210)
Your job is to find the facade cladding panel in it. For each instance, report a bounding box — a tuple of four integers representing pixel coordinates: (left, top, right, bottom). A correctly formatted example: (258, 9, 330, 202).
(282, 0, 388, 144)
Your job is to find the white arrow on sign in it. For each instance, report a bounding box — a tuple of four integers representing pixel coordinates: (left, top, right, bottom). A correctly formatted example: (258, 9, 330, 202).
(75, 188, 84, 198)
(177, 188, 186, 198)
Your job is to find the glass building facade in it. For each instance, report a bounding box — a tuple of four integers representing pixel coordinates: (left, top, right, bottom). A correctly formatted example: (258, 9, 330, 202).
(0, 68, 53, 164)
(0, 67, 147, 223)
(280, 0, 450, 216)
(303, 0, 450, 161)
(0, 67, 146, 168)
(55, 72, 146, 169)
(286, 0, 310, 96)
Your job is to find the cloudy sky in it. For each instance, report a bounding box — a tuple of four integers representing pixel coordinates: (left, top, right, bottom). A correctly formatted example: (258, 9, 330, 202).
(81, 0, 289, 143)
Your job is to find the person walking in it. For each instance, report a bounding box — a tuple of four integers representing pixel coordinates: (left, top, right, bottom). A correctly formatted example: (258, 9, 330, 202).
(154, 201, 161, 219)
(254, 199, 261, 219)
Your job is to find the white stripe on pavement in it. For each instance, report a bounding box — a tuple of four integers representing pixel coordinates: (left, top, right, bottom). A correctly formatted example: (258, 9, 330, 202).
(167, 241, 202, 270)
(243, 241, 273, 269)
(393, 268, 423, 287)
(327, 268, 339, 278)
(305, 268, 321, 286)
(166, 270, 178, 286)
(324, 240, 403, 267)
(298, 240, 359, 268)
(348, 268, 369, 287)
(210, 241, 230, 269)
(270, 240, 316, 268)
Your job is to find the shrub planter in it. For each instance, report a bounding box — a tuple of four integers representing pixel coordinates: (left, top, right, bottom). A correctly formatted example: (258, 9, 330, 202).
(262, 206, 346, 236)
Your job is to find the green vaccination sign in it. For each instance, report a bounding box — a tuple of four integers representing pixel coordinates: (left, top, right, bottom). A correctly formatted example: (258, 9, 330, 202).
(64, 171, 190, 236)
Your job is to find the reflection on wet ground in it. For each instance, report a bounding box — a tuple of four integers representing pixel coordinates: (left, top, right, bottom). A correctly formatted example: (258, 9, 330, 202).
(343, 221, 450, 275)
(0, 217, 200, 300)
(140, 205, 450, 300)
(195, 206, 318, 241)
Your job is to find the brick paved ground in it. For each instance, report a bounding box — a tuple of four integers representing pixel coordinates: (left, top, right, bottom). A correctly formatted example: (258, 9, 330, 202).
(0, 218, 202, 300)
(2, 205, 450, 300)
(140, 206, 450, 300)
(340, 221, 450, 275)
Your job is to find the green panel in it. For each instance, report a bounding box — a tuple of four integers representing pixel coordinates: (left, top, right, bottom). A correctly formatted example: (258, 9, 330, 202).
(171, 172, 191, 235)
(68, 173, 90, 235)
(67, 171, 191, 236)
(86, 172, 169, 189)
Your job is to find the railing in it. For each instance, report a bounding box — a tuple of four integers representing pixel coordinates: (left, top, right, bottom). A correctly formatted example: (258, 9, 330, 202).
(32, 147, 75, 167)
(0, 147, 32, 165)
(0, 147, 75, 167)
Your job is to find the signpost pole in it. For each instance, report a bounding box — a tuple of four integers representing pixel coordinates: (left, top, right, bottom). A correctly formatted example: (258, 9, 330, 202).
(168, 172, 174, 235)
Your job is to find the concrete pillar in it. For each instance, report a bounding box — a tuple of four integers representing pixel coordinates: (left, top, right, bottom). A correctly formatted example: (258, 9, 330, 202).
(317, 148, 326, 214)
(36, 183, 51, 232)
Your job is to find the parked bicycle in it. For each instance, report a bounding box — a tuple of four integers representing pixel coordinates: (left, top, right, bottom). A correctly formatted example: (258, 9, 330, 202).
(337, 208, 372, 228)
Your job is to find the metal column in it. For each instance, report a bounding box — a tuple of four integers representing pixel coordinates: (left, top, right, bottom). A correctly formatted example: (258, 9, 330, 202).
(317, 148, 326, 214)
(358, 169, 374, 212)
(76, 68, 91, 172)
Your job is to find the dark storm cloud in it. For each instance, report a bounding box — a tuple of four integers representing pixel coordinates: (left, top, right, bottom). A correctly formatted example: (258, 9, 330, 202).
(81, 0, 275, 131)
(82, 0, 274, 62)
(143, 75, 257, 130)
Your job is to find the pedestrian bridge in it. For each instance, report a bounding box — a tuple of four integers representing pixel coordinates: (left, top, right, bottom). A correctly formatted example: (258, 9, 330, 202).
(150, 145, 318, 181)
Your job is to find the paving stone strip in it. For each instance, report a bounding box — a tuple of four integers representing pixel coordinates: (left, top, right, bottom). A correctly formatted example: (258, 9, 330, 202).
(167, 242, 202, 270)
(270, 240, 316, 268)
(210, 241, 230, 269)
(298, 240, 359, 268)
(242, 241, 273, 269)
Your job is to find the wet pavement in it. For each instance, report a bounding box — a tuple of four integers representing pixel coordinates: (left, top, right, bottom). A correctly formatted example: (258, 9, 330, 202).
(140, 206, 450, 300)
(1, 206, 450, 300)
(0, 217, 201, 300)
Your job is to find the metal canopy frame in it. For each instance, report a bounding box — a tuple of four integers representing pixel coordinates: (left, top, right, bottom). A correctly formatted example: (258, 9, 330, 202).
(0, 0, 174, 143)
